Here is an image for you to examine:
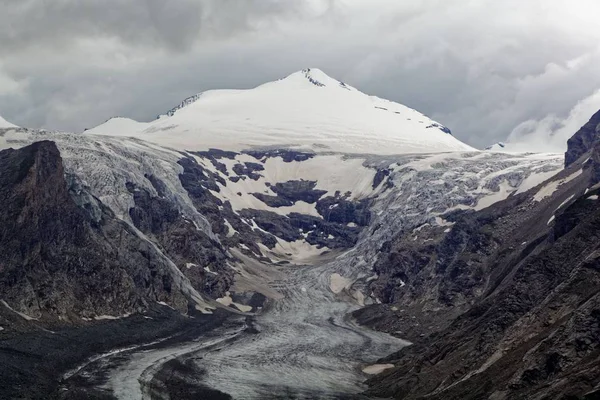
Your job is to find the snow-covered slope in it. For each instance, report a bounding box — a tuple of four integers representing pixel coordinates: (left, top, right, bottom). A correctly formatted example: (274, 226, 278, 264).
(0, 115, 17, 128)
(86, 68, 475, 154)
(84, 117, 148, 135)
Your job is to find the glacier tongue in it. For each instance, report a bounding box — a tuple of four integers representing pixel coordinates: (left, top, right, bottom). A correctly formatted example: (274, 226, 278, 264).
(85, 68, 475, 155)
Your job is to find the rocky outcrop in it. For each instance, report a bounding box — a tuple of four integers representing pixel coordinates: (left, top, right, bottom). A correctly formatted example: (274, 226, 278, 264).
(364, 185, 600, 399)
(126, 178, 232, 298)
(316, 193, 371, 226)
(252, 180, 327, 207)
(0, 141, 199, 322)
(357, 113, 600, 399)
(232, 161, 265, 180)
(238, 209, 362, 249)
(244, 149, 315, 163)
(565, 109, 600, 167)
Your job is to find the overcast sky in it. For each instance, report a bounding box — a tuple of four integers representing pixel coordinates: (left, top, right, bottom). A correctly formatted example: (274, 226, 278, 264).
(1, 0, 600, 150)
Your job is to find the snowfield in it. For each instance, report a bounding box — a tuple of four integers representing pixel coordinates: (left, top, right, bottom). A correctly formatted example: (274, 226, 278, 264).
(86, 68, 475, 155)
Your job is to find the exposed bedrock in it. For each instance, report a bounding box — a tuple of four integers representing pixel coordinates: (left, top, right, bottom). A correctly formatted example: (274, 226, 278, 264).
(0, 141, 193, 322)
(565, 108, 600, 168)
(126, 178, 232, 299)
(252, 179, 327, 207)
(356, 112, 600, 399)
(244, 149, 316, 163)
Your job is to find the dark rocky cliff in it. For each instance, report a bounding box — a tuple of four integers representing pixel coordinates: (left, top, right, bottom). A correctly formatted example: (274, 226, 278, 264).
(0, 141, 196, 323)
(565, 109, 600, 168)
(357, 110, 600, 399)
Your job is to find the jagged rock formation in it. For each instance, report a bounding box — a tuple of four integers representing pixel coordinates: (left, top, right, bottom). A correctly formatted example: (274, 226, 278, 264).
(565, 109, 600, 167)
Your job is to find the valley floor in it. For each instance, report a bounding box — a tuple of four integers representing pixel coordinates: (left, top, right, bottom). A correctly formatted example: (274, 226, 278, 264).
(61, 255, 408, 400)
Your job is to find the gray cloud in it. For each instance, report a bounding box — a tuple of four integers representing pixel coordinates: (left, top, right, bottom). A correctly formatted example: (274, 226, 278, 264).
(1, 0, 599, 150)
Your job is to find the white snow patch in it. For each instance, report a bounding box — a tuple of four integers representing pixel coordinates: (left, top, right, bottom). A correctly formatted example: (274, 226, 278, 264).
(261, 155, 377, 200)
(232, 303, 252, 313)
(157, 301, 174, 310)
(556, 194, 575, 211)
(204, 266, 219, 276)
(475, 181, 514, 210)
(435, 217, 453, 227)
(362, 364, 395, 375)
(224, 219, 237, 237)
(329, 273, 353, 294)
(185, 263, 197, 269)
(547, 215, 556, 225)
(85, 117, 149, 136)
(353, 290, 365, 306)
(1, 300, 38, 321)
(515, 169, 561, 194)
(216, 292, 233, 307)
(94, 314, 131, 321)
(216, 294, 251, 312)
(533, 169, 582, 202)
(259, 239, 330, 264)
(588, 195, 598, 200)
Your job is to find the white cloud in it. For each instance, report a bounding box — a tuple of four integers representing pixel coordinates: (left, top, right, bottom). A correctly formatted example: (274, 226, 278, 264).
(505, 89, 600, 153)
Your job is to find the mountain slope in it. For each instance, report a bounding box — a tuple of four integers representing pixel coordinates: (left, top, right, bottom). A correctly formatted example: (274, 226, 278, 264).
(355, 109, 600, 400)
(86, 68, 475, 154)
(0, 141, 222, 322)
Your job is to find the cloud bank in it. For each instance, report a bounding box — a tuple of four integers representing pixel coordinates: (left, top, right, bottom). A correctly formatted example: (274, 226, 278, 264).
(505, 89, 600, 153)
(0, 0, 599, 151)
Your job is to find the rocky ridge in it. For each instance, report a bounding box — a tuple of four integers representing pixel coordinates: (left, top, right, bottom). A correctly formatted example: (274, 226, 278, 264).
(355, 109, 600, 399)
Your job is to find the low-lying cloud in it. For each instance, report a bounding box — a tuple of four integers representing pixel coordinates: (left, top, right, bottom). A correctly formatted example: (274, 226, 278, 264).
(506, 89, 600, 153)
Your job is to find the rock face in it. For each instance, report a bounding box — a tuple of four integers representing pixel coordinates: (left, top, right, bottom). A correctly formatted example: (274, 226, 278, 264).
(565, 109, 600, 167)
(0, 141, 202, 321)
(356, 110, 600, 399)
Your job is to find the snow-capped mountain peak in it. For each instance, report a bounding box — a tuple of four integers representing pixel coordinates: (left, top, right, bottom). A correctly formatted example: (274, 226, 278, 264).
(84, 116, 149, 135)
(0, 115, 18, 129)
(485, 142, 506, 151)
(86, 69, 475, 155)
(278, 68, 354, 90)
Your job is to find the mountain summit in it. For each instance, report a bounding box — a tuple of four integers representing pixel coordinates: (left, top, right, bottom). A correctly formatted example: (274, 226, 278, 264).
(86, 68, 475, 154)
(0, 115, 17, 129)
